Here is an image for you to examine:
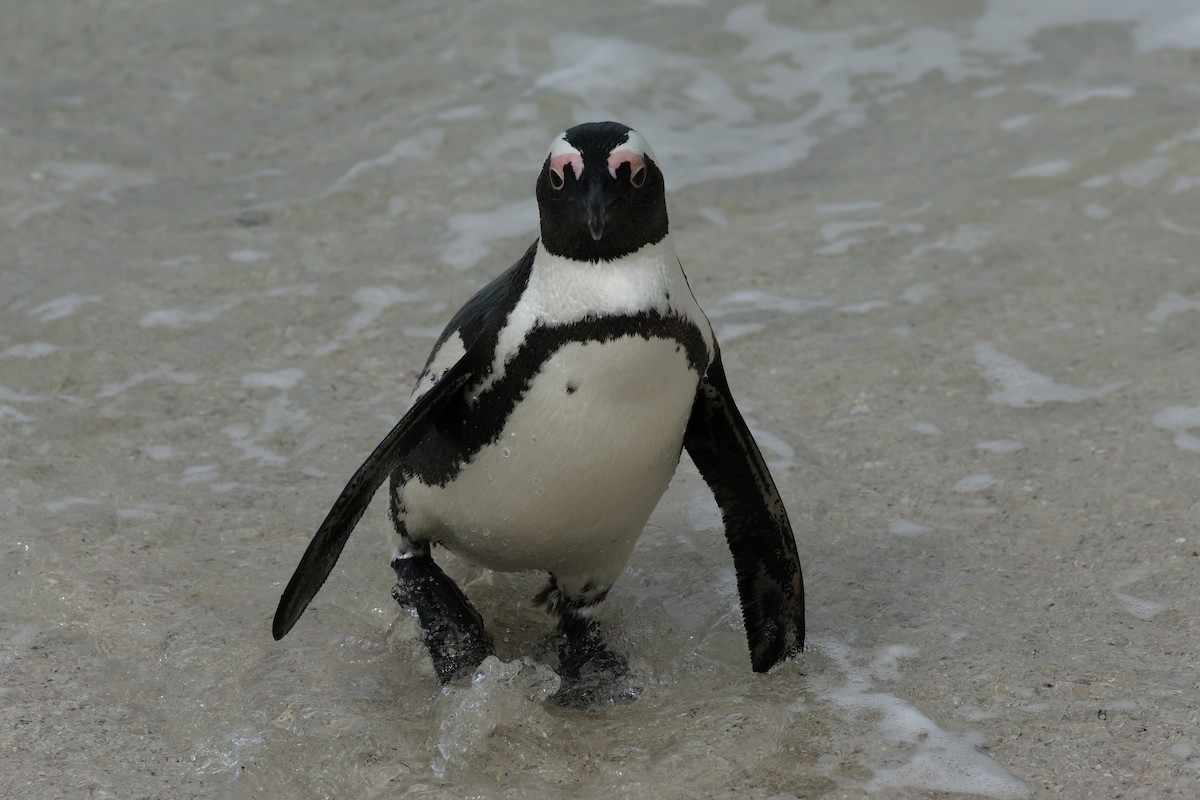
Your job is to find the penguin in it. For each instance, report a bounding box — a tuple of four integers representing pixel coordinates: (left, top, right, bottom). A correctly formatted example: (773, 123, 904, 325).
(273, 121, 804, 701)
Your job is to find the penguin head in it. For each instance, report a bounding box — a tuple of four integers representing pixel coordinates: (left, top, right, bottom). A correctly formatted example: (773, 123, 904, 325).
(536, 121, 670, 263)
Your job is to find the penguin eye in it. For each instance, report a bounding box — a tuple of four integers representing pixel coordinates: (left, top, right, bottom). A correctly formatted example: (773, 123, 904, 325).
(548, 168, 565, 191)
(630, 164, 646, 188)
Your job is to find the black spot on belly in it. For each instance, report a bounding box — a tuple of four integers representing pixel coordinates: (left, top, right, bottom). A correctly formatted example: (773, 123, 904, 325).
(566, 381, 579, 395)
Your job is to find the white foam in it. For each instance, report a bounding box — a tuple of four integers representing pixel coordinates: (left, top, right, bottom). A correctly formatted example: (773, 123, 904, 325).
(1112, 571, 1166, 620)
(815, 201, 883, 215)
(228, 249, 272, 263)
(223, 368, 311, 465)
(158, 255, 201, 268)
(140, 444, 175, 461)
(970, 0, 1200, 56)
(194, 728, 267, 781)
(436, 105, 489, 121)
(431, 657, 559, 780)
(440, 200, 538, 270)
(709, 290, 829, 340)
(1060, 86, 1136, 106)
(1170, 176, 1197, 193)
(326, 128, 445, 195)
(11, 200, 65, 226)
(1113, 591, 1167, 620)
(890, 519, 932, 536)
(974, 343, 1126, 407)
(821, 220, 887, 241)
(3, 343, 59, 358)
(1160, 218, 1200, 236)
(97, 365, 199, 399)
(816, 638, 1028, 798)
(0, 385, 41, 404)
(1146, 292, 1200, 324)
(1083, 204, 1111, 220)
(839, 300, 890, 315)
(315, 285, 422, 356)
(4, 624, 40, 648)
(1152, 404, 1200, 452)
(224, 424, 287, 465)
(1156, 123, 1200, 155)
(41, 161, 155, 201)
(953, 474, 996, 493)
(904, 225, 993, 262)
(900, 282, 937, 304)
(999, 114, 1032, 131)
(1119, 156, 1172, 188)
(696, 207, 728, 227)
(241, 368, 305, 391)
(976, 439, 1024, 454)
(220, 168, 287, 183)
(140, 302, 238, 328)
(0, 405, 35, 422)
(117, 506, 158, 521)
(181, 464, 220, 484)
(815, 237, 864, 256)
(714, 322, 765, 342)
(910, 422, 942, 435)
(42, 496, 103, 514)
(710, 290, 832, 317)
(386, 195, 408, 217)
(28, 294, 102, 322)
(1010, 159, 1072, 179)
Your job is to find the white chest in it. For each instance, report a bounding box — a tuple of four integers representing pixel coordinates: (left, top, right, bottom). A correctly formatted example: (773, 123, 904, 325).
(398, 238, 713, 588)
(402, 333, 699, 586)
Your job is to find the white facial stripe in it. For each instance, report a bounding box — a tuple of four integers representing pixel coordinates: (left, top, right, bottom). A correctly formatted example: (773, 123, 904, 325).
(474, 236, 714, 398)
(547, 132, 584, 182)
(607, 128, 655, 178)
(607, 147, 645, 179)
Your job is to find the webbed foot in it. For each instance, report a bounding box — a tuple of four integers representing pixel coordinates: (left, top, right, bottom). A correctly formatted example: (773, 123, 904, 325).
(392, 555, 494, 683)
(548, 613, 641, 708)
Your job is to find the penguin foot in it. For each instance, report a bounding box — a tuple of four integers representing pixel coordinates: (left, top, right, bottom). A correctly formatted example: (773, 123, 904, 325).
(391, 556, 494, 683)
(548, 614, 641, 708)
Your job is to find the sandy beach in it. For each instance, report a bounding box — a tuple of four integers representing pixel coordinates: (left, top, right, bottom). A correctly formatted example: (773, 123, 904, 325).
(3, 1, 1199, 797)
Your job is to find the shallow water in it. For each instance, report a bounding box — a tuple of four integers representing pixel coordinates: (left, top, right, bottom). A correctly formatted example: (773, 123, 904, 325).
(3, 1, 1200, 797)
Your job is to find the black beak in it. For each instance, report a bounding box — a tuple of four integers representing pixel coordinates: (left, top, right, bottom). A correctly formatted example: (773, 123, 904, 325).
(582, 180, 609, 241)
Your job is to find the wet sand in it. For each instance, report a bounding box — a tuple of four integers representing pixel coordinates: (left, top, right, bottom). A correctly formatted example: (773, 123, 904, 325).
(3, 1, 1199, 797)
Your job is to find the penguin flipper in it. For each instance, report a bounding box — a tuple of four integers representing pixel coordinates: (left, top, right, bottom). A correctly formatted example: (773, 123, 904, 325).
(683, 346, 805, 672)
(272, 351, 480, 641)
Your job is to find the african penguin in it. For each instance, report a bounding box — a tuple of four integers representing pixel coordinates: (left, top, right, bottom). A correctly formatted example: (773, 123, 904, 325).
(273, 121, 804, 702)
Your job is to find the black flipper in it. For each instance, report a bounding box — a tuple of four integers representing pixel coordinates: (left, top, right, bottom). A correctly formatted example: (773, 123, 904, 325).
(272, 350, 481, 641)
(683, 345, 805, 672)
(391, 555, 494, 682)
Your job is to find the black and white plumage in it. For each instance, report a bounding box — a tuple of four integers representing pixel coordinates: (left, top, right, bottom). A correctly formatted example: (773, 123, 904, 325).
(273, 121, 804, 697)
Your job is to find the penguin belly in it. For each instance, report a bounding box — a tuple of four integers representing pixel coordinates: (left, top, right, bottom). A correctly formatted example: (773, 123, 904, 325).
(400, 335, 700, 591)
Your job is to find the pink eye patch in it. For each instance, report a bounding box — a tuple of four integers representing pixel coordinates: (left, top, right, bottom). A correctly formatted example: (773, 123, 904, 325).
(607, 148, 646, 181)
(549, 151, 584, 185)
